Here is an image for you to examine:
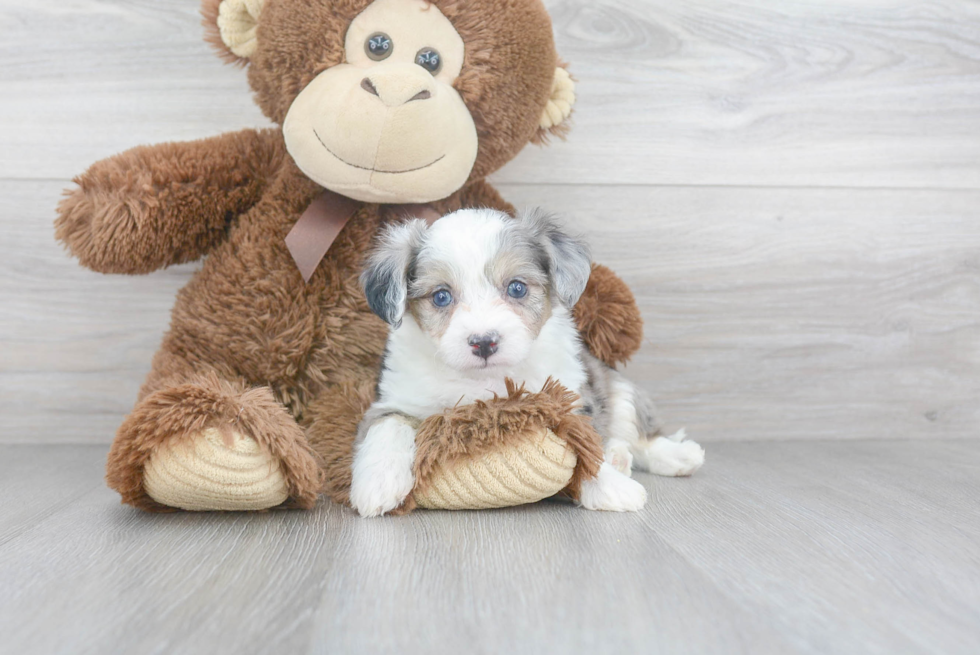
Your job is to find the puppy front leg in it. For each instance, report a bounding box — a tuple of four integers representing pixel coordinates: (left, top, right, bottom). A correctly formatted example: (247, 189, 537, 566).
(350, 415, 418, 517)
(579, 462, 648, 512)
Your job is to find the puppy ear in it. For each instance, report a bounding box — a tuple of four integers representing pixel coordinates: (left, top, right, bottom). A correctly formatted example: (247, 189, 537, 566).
(521, 209, 592, 307)
(361, 220, 427, 328)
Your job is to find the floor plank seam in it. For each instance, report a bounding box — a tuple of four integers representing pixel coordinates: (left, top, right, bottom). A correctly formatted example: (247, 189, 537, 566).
(0, 482, 105, 549)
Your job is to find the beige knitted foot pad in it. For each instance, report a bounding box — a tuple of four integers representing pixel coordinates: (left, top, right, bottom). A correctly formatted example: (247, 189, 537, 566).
(412, 429, 576, 510)
(143, 428, 289, 511)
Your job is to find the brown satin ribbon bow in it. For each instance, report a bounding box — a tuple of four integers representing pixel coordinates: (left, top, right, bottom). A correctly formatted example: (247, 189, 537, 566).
(284, 189, 441, 282)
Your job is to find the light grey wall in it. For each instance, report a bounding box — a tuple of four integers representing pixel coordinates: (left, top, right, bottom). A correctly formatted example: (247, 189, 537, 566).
(1, 0, 977, 443)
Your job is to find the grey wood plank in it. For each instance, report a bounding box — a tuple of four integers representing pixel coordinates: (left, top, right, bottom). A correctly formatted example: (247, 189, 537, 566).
(502, 183, 980, 442)
(307, 504, 799, 655)
(646, 440, 980, 655)
(524, 0, 980, 189)
(1, 0, 979, 188)
(0, 0, 271, 182)
(0, 455, 796, 655)
(0, 180, 194, 442)
(1, 441, 978, 655)
(0, 445, 105, 546)
(5, 179, 976, 443)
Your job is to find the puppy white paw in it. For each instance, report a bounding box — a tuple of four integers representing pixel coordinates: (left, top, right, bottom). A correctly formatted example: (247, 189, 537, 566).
(579, 463, 647, 512)
(605, 438, 634, 476)
(635, 430, 705, 477)
(350, 418, 417, 517)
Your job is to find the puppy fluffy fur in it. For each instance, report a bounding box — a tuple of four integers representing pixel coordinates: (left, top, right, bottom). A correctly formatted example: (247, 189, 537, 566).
(351, 209, 704, 516)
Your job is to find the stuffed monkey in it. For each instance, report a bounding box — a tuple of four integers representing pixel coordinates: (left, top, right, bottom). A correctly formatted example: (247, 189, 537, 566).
(55, 0, 644, 512)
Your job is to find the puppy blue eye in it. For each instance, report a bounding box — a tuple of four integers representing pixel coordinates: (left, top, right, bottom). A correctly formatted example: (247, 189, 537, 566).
(432, 289, 453, 307)
(507, 281, 527, 299)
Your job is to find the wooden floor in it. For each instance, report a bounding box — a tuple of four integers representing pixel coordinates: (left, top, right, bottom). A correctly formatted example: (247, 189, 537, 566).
(1, 440, 978, 655)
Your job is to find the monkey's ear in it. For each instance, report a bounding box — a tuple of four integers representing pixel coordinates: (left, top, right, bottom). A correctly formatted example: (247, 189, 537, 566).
(535, 66, 576, 143)
(202, 0, 264, 64)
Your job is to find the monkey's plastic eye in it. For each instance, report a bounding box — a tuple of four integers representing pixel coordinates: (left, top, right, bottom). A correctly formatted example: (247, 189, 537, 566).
(366, 33, 393, 61)
(507, 281, 527, 299)
(432, 289, 453, 307)
(415, 48, 441, 73)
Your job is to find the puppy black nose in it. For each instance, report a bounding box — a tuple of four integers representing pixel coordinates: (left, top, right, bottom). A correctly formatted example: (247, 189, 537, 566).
(468, 334, 499, 360)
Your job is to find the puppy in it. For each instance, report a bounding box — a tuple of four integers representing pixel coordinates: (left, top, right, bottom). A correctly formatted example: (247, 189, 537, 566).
(351, 208, 705, 517)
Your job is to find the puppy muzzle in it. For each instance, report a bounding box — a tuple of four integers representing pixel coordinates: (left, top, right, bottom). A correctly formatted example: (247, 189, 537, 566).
(467, 332, 500, 360)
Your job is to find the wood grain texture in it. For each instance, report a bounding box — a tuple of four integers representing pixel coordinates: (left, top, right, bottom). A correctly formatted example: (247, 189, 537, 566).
(501, 183, 980, 441)
(528, 0, 980, 188)
(0, 445, 105, 546)
(1, 441, 978, 655)
(1, 0, 979, 187)
(3, 180, 977, 443)
(0, 181, 195, 442)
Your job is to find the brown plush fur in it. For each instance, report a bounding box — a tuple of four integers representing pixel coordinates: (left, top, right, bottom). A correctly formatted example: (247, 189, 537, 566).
(108, 372, 325, 511)
(574, 263, 644, 366)
(56, 129, 285, 275)
(57, 0, 644, 511)
(403, 379, 605, 513)
(304, 377, 376, 506)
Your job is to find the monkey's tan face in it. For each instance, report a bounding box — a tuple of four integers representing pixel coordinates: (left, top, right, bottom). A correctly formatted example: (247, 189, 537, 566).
(282, 0, 478, 203)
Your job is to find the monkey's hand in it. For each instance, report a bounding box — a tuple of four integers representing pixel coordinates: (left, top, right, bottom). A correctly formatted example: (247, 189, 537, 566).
(406, 379, 604, 511)
(574, 263, 644, 367)
(55, 128, 284, 274)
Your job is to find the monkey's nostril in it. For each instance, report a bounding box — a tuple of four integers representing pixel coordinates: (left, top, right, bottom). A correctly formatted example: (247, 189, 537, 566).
(408, 89, 431, 102)
(360, 78, 379, 96)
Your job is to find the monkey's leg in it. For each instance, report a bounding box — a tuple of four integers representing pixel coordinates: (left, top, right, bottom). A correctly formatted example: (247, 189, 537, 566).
(303, 378, 377, 508)
(106, 355, 323, 512)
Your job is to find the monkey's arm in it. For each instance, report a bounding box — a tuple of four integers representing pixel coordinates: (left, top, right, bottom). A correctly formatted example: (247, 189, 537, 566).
(572, 263, 643, 366)
(457, 180, 644, 367)
(55, 128, 285, 274)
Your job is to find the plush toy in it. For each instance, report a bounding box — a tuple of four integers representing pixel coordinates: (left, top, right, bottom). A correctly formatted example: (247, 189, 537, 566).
(55, 0, 646, 512)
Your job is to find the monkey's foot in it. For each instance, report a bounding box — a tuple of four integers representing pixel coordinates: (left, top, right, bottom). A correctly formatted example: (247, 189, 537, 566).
(143, 428, 290, 511)
(106, 374, 324, 512)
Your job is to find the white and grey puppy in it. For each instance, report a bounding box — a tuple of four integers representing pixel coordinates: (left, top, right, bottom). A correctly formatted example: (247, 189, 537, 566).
(351, 208, 704, 517)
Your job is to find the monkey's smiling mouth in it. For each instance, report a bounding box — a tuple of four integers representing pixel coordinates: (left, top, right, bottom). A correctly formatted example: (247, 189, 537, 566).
(313, 128, 445, 174)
